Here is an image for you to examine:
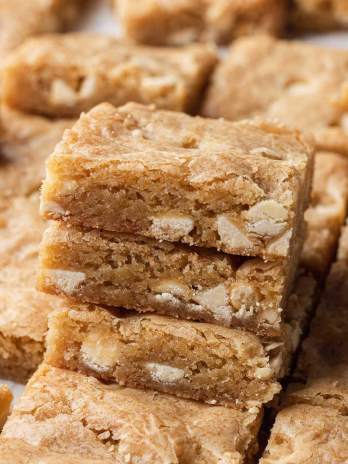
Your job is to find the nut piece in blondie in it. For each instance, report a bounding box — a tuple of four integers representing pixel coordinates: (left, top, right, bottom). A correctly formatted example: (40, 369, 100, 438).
(116, 0, 286, 45)
(0, 194, 63, 382)
(301, 152, 348, 278)
(291, 0, 348, 32)
(0, 0, 82, 60)
(0, 364, 262, 463)
(41, 102, 314, 260)
(38, 223, 293, 337)
(46, 306, 282, 409)
(203, 36, 348, 155)
(3, 33, 217, 117)
(260, 404, 348, 463)
(0, 385, 12, 430)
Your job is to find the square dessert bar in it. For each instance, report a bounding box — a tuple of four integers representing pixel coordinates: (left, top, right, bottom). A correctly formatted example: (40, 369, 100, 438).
(44, 274, 315, 410)
(41, 102, 314, 260)
(116, 0, 286, 45)
(3, 33, 217, 118)
(0, 107, 74, 201)
(202, 36, 348, 155)
(301, 151, 348, 278)
(0, 194, 64, 382)
(291, 0, 348, 32)
(38, 225, 293, 337)
(0, 385, 12, 430)
(260, 404, 348, 463)
(0, 0, 82, 60)
(287, 261, 348, 413)
(0, 364, 263, 463)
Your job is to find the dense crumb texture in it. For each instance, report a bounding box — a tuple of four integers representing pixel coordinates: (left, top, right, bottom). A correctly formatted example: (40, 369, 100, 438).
(291, 0, 348, 31)
(0, 194, 64, 382)
(260, 404, 348, 463)
(45, 306, 282, 409)
(38, 223, 292, 336)
(288, 262, 348, 413)
(1, 364, 262, 463)
(202, 36, 348, 155)
(338, 221, 348, 262)
(41, 102, 314, 260)
(0, 107, 74, 201)
(2, 33, 217, 117)
(301, 152, 348, 278)
(0, 0, 83, 60)
(0, 385, 12, 430)
(116, 0, 286, 45)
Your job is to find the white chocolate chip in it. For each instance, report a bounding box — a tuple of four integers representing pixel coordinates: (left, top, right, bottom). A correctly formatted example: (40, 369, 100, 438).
(229, 284, 256, 310)
(245, 200, 288, 237)
(217, 215, 253, 250)
(255, 367, 273, 380)
(46, 269, 85, 295)
(150, 213, 194, 240)
(145, 362, 185, 383)
(50, 79, 77, 106)
(266, 230, 291, 256)
(193, 284, 232, 325)
(142, 75, 178, 93)
(81, 330, 120, 373)
(152, 279, 188, 298)
(79, 75, 97, 98)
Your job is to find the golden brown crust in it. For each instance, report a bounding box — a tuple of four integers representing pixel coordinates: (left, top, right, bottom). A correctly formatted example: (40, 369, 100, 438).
(41, 102, 314, 261)
(116, 0, 286, 45)
(1, 364, 262, 463)
(3, 33, 217, 117)
(261, 403, 348, 463)
(202, 36, 348, 155)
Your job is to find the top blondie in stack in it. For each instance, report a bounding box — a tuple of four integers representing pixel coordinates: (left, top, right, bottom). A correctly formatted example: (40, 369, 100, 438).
(37, 95, 314, 409)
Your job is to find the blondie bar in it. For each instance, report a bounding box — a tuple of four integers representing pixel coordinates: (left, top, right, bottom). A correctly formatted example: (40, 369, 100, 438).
(203, 36, 348, 155)
(291, 0, 348, 32)
(288, 261, 348, 413)
(38, 224, 292, 336)
(44, 273, 315, 409)
(0, 0, 82, 60)
(41, 102, 314, 260)
(0, 385, 12, 430)
(0, 364, 262, 463)
(260, 404, 348, 463)
(3, 33, 217, 118)
(0, 107, 74, 200)
(0, 194, 63, 381)
(116, 0, 286, 45)
(301, 152, 348, 278)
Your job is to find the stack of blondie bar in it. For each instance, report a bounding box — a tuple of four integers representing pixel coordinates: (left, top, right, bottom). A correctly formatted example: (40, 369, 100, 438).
(34, 100, 314, 413)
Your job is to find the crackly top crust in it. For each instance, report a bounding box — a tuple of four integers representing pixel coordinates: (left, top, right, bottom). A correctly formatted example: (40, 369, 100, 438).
(0, 107, 74, 201)
(301, 151, 348, 277)
(288, 262, 348, 413)
(0, 0, 82, 59)
(41, 102, 313, 259)
(202, 36, 348, 155)
(261, 403, 348, 463)
(2, 33, 217, 117)
(2, 364, 262, 463)
(116, 0, 286, 45)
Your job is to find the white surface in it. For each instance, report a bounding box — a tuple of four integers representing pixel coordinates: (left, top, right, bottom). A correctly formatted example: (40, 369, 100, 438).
(1, 1, 348, 404)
